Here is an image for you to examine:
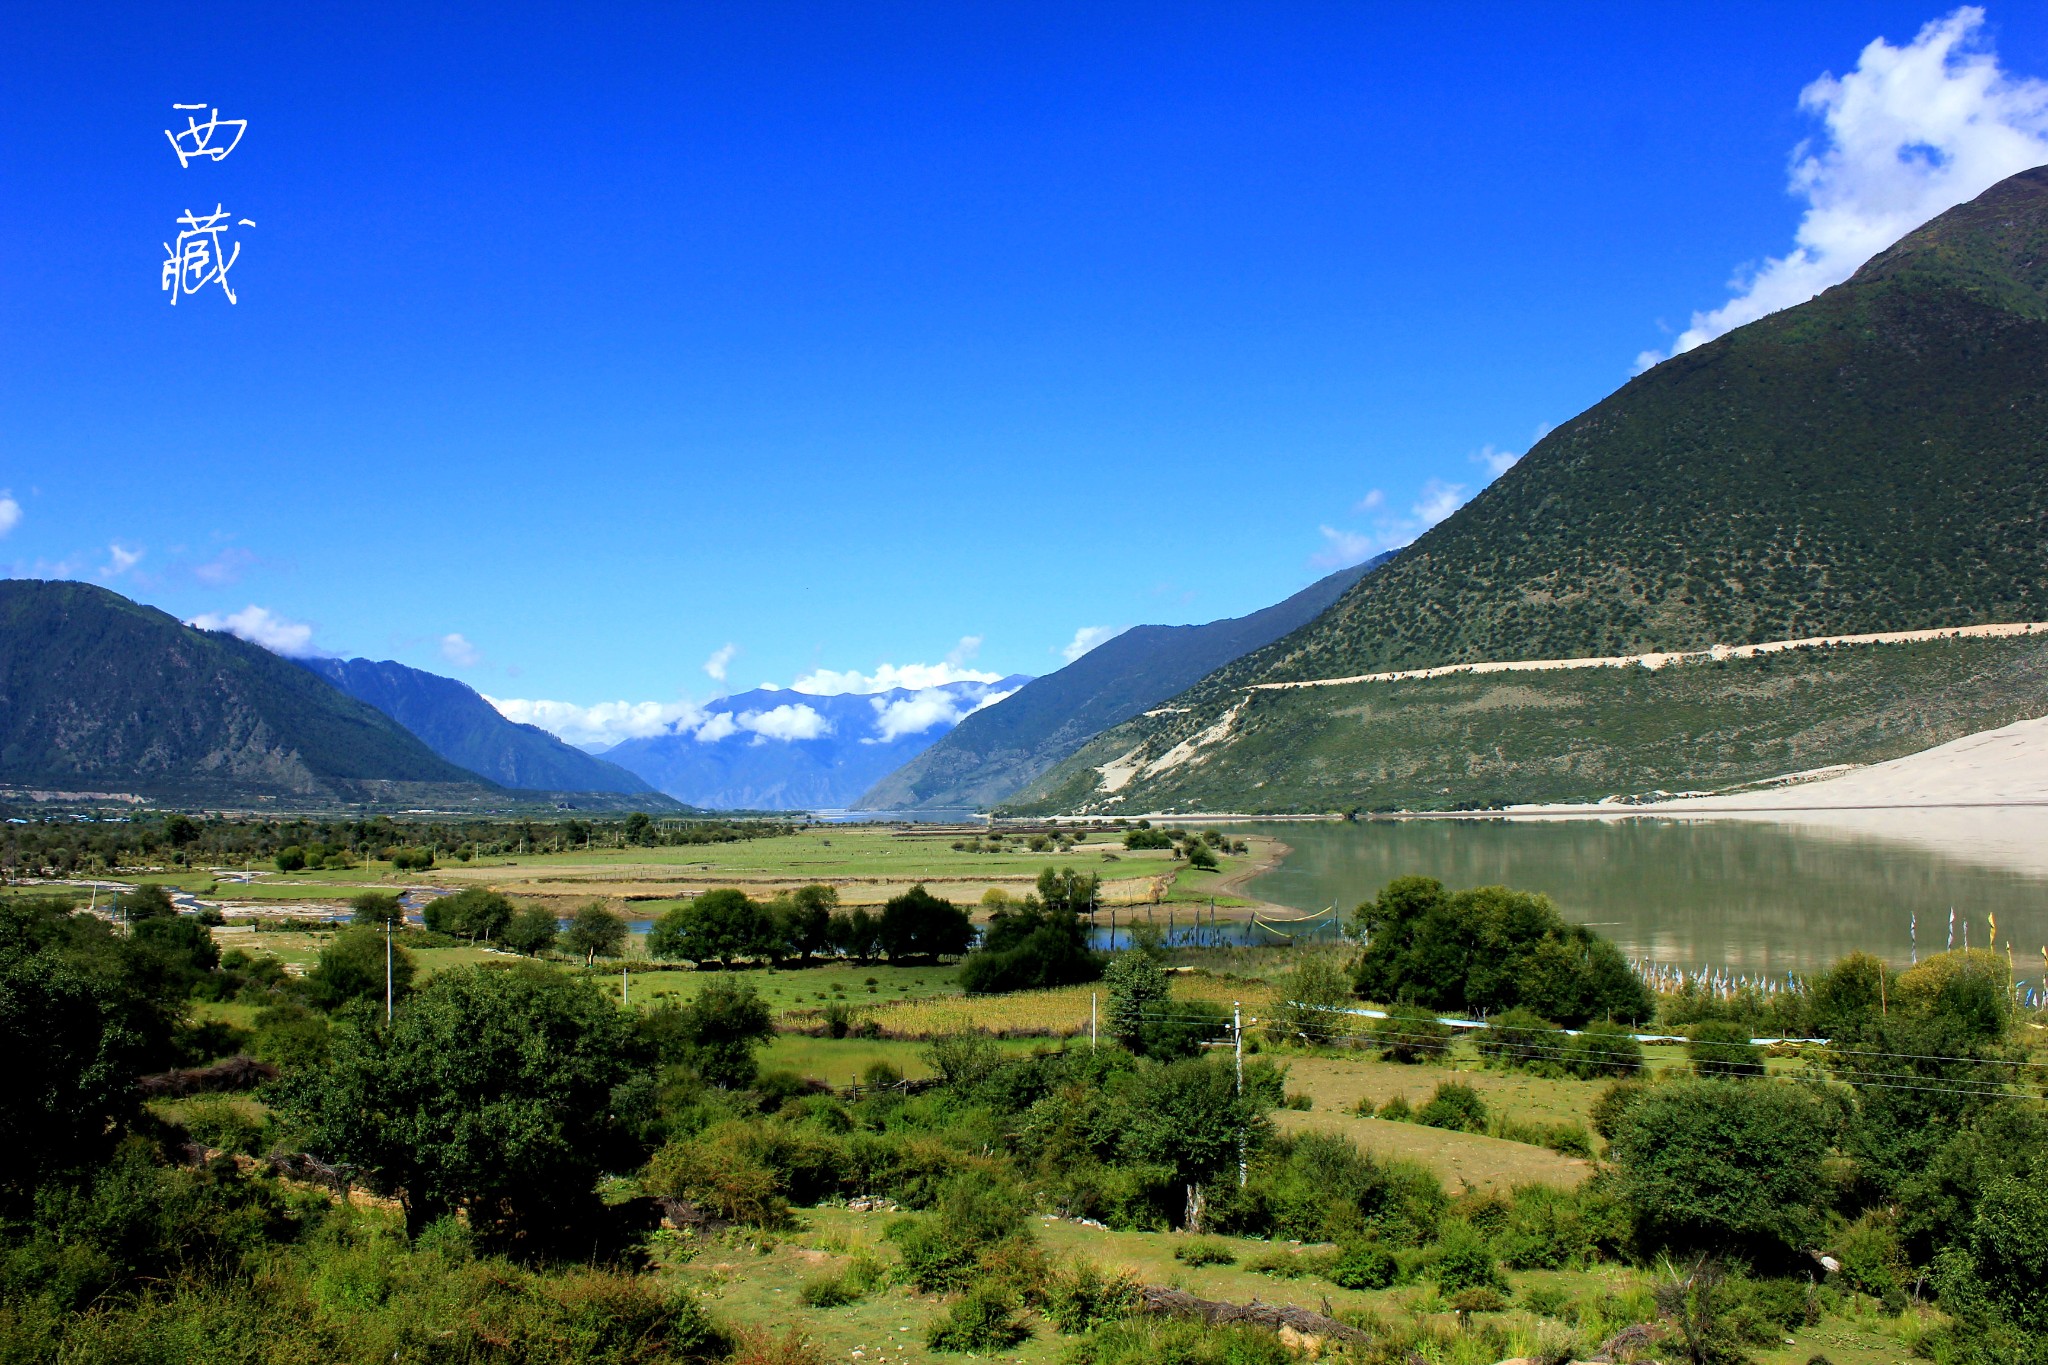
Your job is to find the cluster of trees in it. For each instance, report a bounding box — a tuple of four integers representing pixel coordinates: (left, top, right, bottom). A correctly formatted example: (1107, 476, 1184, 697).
(0, 811, 793, 879)
(959, 868, 1105, 993)
(1351, 875, 1654, 1025)
(1119, 824, 1241, 868)
(647, 884, 972, 967)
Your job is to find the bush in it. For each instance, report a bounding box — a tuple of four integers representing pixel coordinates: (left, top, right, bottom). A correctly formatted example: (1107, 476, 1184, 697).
(1373, 1005, 1451, 1063)
(1565, 1020, 1645, 1078)
(1173, 1236, 1237, 1267)
(1063, 1318, 1294, 1365)
(1607, 1077, 1834, 1256)
(925, 1287, 1030, 1352)
(1689, 1021, 1764, 1078)
(1430, 1221, 1509, 1296)
(1326, 1240, 1399, 1289)
(1477, 1007, 1562, 1071)
(886, 1172, 1032, 1294)
(1415, 1082, 1488, 1133)
(1374, 1095, 1413, 1121)
(1044, 1259, 1140, 1334)
(1589, 1078, 1648, 1141)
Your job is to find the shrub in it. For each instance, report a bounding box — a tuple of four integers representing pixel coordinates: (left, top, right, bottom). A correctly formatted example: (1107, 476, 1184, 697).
(1044, 1259, 1140, 1333)
(1326, 1240, 1399, 1290)
(1373, 1005, 1451, 1063)
(1477, 1007, 1562, 1071)
(1415, 1082, 1488, 1133)
(1062, 1317, 1294, 1365)
(1689, 1021, 1765, 1078)
(1832, 1215, 1908, 1311)
(1607, 1077, 1834, 1256)
(646, 1125, 789, 1228)
(925, 1287, 1030, 1352)
(1374, 1095, 1413, 1121)
(1173, 1237, 1237, 1267)
(1565, 1020, 1645, 1078)
(1430, 1221, 1509, 1296)
(1589, 1079, 1648, 1141)
(887, 1172, 1032, 1294)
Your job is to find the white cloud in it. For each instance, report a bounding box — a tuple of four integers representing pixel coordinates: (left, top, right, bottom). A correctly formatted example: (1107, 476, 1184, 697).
(1059, 625, 1128, 664)
(0, 494, 21, 538)
(1471, 444, 1521, 478)
(945, 635, 983, 667)
(440, 632, 483, 668)
(191, 546, 255, 587)
(1310, 526, 1378, 571)
(489, 696, 709, 748)
(187, 604, 320, 657)
(1640, 7, 2048, 369)
(1354, 489, 1385, 512)
(737, 703, 831, 741)
(867, 684, 1020, 744)
(792, 660, 1004, 695)
(703, 643, 738, 682)
(691, 711, 740, 743)
(100, 543, 144, 579)
(1309, 477, 1476, 570)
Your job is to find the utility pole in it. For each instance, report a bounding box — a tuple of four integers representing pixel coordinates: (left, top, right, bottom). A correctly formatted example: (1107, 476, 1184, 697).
(385, 915, 394, 1023)
(623, 960, 629, 1006)
(1091, 993, 1098, 1052)
(1234, 1002, 1246, 1188)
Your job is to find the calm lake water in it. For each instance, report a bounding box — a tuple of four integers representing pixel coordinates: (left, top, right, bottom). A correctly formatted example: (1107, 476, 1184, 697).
(1241, 817, 2048, 981)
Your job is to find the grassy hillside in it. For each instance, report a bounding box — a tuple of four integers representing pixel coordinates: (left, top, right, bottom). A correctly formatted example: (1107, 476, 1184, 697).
(0, 580, 498, 805)
(1017, 166, 2048, 813)
(856, 557, 1386, 810)
(1007, 630, 2048, 815)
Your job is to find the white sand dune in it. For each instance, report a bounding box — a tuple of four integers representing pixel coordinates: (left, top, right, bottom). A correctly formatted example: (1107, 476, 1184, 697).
(1536, 714, 2048, 877)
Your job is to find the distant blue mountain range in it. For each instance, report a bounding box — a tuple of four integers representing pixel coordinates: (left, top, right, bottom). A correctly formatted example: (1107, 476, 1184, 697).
(594, 677, 1029, 810)
(299, 656, 664, 798)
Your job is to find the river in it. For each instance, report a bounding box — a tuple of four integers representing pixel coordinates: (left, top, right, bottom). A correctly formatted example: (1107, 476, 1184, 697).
(1240, 815, 2048, 982)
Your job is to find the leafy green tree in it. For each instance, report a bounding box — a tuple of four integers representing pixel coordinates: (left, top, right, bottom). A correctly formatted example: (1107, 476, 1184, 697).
(877, 885, 973, 963)
(1932, 1159, 2048, 1337)
(1104, 949, 1170, 1052)
(623, 811, 655, 846)
(1, 898, 173, 1198)
(305, 927, 415, 1012)
(960, 891, 1102, 994)
(648, 889, 769, 966)
(1034, 866, 1100, 911)
(563, 903, 627, 965)
(423, 887, 514, 943)
(120, 883, 178, 921)
(771, 884, 836, 960)
(274, 845, 307, 873)
(1264, 953, 1355, 1045)
(1607, 1077, 1834, 1257)
(292, 963, 637, 1244)
(1118, 1057, 1269, 1194)
(1831, 950, 2016, 1199)
(638, 976, 775, 1089)
(826, 907, 883, 963)
(1350, 876, 1651, 1025)
(349, 890, 403, 927)
(501, 904, 559, 957)
(1184, 842, 1219, 871)
(130, 914, 221, 994)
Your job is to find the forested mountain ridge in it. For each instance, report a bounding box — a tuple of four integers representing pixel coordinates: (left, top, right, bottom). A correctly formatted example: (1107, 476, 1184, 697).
(300, 656, 661, 797)
(0, 580, 499, 805)
(856, 556, 1388, 810)
(1011, 165, 2048, 814)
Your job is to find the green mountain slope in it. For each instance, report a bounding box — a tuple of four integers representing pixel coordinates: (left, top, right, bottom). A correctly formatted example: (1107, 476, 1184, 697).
(854, 556, 1386, 811)
(0, 581, 500, 805)
(1012, 165, 2048, 814)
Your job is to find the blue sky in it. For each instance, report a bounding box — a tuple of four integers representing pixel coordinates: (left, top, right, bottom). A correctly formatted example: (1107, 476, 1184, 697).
(6, 4, 2048, 743)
